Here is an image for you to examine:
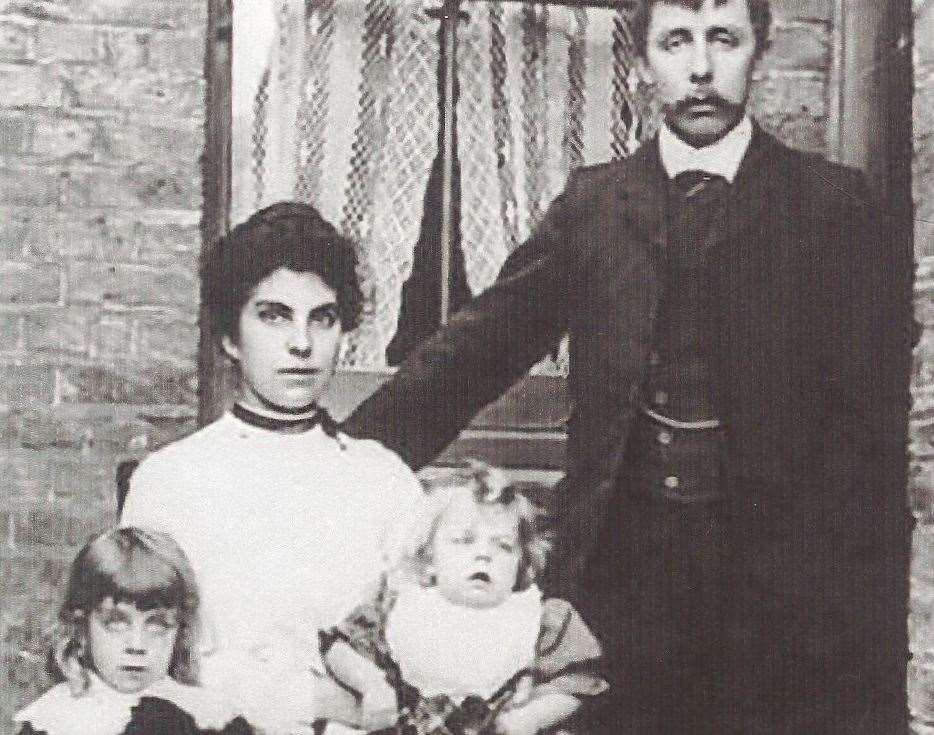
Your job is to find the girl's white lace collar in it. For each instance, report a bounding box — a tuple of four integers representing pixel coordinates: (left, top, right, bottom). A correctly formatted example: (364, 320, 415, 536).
(14, 676, 238, 735)
(385, 583, 543, 701)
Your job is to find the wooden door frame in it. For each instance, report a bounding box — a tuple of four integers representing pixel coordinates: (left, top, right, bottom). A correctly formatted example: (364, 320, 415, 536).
(200, 0, 233, 426)
(828, 0, 913, 218)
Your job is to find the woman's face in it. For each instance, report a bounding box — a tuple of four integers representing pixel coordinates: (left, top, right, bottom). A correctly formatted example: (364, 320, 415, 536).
(429, 493, 522, 609)
(222, 268, 343, 417)
(88, 598, 178, 693)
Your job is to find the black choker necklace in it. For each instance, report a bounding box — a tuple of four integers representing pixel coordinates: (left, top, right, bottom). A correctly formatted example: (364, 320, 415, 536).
(232, 403, 340, 440)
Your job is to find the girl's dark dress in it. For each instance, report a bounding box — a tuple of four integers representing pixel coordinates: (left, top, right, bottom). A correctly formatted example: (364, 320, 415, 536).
(14, 680, 253, 735)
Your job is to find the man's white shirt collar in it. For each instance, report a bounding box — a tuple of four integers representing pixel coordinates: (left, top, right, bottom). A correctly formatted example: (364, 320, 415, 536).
(659, 116, 753, 183)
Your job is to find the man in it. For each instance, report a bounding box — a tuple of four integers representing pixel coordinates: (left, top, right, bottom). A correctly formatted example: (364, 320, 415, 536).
(343, 0, 915, 732)
(121, 202, 422, 734)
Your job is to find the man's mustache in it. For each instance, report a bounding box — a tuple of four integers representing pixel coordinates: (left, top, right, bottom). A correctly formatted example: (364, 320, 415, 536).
(672, 94, 734, 113)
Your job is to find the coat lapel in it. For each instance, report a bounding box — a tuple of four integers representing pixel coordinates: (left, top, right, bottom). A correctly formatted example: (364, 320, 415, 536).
(715, 127, 796, 469)
(725, 124, 783, 245)
(614, 137, 669, 253)
(557, 140, 669, 563)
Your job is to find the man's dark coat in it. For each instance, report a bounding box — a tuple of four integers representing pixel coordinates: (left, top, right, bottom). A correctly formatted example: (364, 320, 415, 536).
(344, 126, 915, 727)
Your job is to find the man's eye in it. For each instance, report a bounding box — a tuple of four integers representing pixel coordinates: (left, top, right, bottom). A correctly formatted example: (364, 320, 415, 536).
(712, 31, 739, 46)
(662, 33, 689, 51)
(498, 541, 517, 553)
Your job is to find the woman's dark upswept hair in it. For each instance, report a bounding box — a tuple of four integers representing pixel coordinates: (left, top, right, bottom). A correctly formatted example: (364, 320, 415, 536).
(201, 201, 365, 344)
(50, 527, 201, 695)
(632, 0, 772, 60)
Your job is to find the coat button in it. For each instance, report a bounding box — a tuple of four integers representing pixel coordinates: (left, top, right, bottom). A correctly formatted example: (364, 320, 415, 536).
(663, 475, 679, 489)
(653, 390, 668, 406)
(658, 430, 673, 445)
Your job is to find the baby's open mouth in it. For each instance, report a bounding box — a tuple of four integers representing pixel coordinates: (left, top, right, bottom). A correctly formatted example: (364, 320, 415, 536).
(469, 572, 491, 583)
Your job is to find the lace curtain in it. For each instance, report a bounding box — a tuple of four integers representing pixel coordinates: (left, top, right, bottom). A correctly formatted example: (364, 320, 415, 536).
(232, 0, 649, 371)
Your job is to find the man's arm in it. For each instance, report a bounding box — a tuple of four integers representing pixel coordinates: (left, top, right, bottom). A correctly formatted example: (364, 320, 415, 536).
(342, 169, 599, 469)
(494, 692, 582, 735)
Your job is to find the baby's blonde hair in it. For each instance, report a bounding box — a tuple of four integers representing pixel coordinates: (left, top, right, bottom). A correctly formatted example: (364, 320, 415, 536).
(50, 527, 201, 695)
(399, 460, 551, 591)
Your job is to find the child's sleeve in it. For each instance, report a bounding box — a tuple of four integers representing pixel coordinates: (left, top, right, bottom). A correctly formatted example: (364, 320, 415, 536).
(320, 574, 395, 670)
(118, 453, 174, 531)
(530, 598, 608, 700)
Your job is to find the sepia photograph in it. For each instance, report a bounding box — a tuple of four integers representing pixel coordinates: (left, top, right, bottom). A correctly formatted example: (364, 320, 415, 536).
(1, 0, 932, 732)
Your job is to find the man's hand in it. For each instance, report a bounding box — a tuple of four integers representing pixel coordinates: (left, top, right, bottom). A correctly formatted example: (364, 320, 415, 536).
(494, 704, 544, 735)
(359, 679, 399, 732)
(494, 691, 581, 735)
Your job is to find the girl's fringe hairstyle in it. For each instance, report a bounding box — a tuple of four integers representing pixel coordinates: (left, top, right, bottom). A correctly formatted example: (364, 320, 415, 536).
(401, 459, 552, 591)
(49, 527, 201, 695)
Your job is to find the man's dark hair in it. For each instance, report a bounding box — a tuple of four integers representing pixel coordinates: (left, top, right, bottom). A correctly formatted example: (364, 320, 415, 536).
(201, 201, 364, 343)
(632, 0, 772, 60)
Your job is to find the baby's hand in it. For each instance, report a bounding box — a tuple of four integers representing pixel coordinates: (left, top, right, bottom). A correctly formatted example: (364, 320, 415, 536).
(359, 680, 399, 731)
(494, 704, 543, 735)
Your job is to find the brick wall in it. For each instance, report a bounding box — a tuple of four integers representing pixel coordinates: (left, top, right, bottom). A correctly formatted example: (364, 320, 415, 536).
(751, 0, 833, 151)
(0, 0, 204, 729)
(0, 0, 930, 731)
(911, 0, 934, 730)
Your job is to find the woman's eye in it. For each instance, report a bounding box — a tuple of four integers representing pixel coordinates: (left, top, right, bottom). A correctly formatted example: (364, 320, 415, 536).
(258, 309, 286, 323)
(310, 307, 339, 328)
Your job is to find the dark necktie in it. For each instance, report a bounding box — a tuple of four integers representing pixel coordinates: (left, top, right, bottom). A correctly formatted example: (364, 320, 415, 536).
(672, 169, 729, 199)
(668, 169, 731, 259)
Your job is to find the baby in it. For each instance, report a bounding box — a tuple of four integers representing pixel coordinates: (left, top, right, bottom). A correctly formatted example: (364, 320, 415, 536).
(322, 461, 606, 735)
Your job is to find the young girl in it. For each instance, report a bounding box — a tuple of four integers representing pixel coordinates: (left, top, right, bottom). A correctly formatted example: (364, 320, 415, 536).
(14, 528, 252, 735)
(322, 462, 607, 735)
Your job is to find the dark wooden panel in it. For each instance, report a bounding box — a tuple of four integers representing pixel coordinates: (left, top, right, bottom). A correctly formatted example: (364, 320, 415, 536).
(435, 430, 566, 470)
(199, 0, 234, 425)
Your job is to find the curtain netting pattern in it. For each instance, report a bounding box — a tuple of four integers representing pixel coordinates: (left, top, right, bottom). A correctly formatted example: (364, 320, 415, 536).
(232, 0, 647, 372)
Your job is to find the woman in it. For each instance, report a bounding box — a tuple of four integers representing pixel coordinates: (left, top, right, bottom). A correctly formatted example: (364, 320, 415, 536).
(121, 203, 423, 734)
